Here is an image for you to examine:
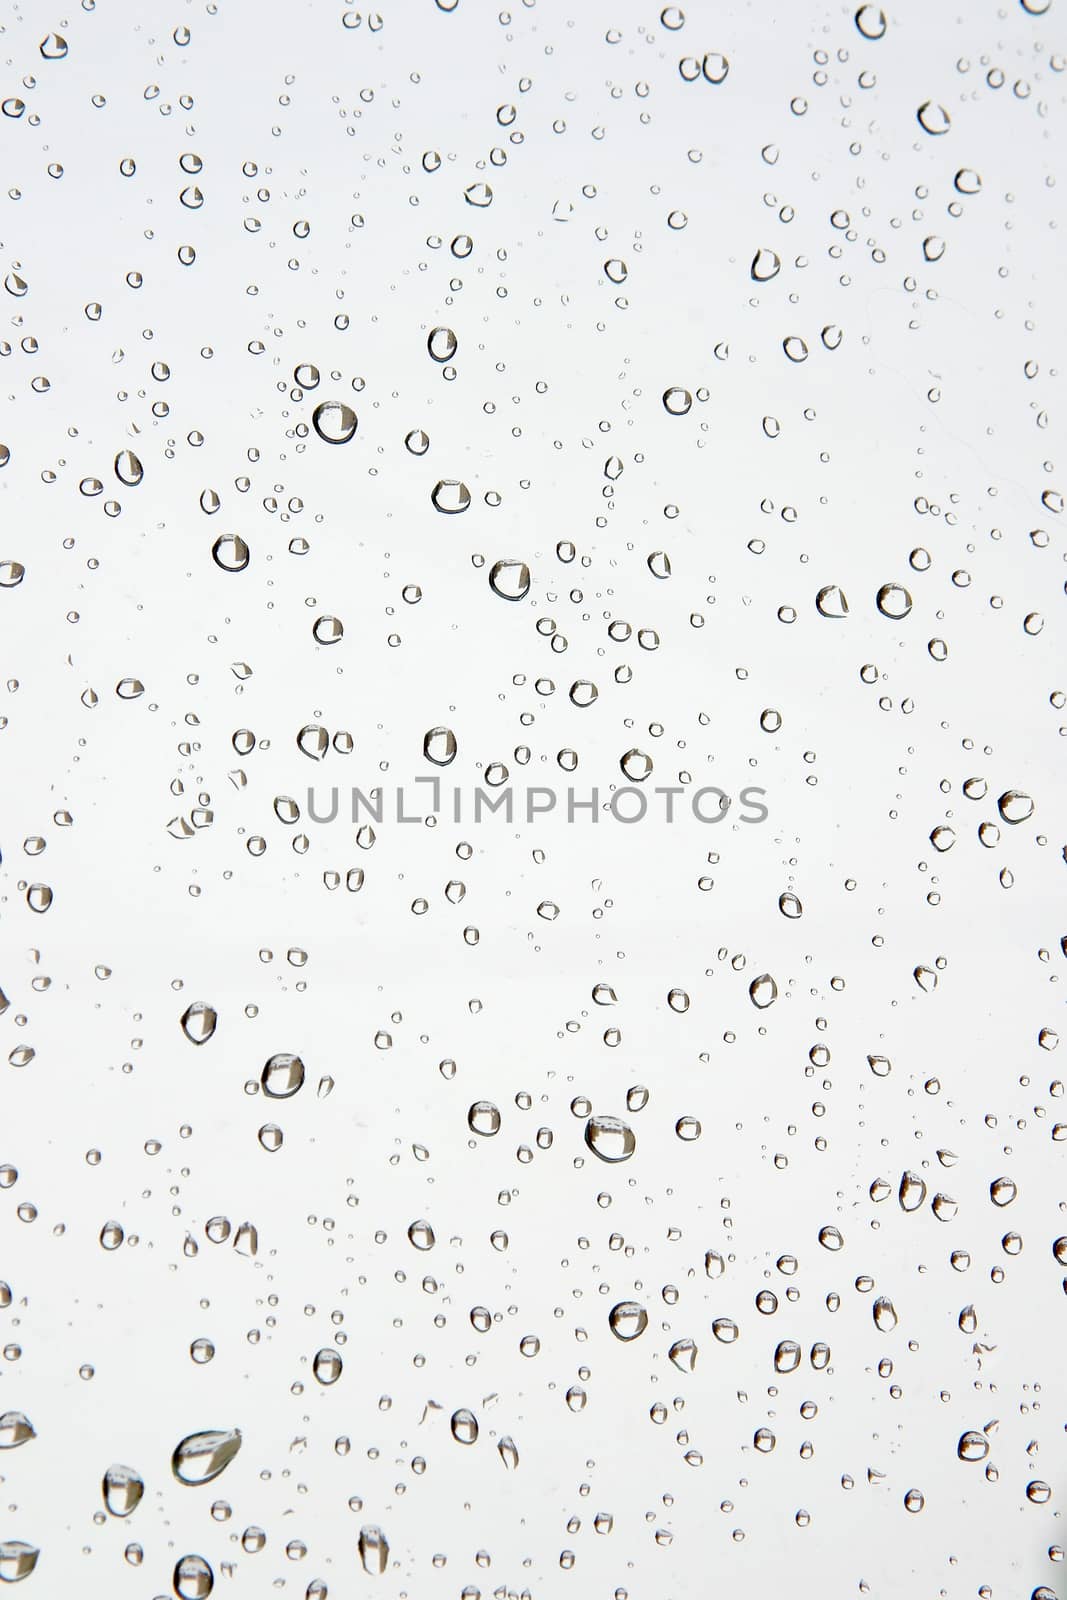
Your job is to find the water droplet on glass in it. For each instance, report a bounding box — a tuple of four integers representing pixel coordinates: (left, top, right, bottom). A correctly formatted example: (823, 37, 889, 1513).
(358, 1525, 388, 1575)
(468, 1100, 501, 1136)
(172, 1429, 242, 1486)
(173, 1554, 214, 1598)
(0, 1544, 38, 1583)
(261, 1053, 305, 1098)
(312, 402, 358, 444)
(430, 479, 471, 514)
(584, 1115, 636, 1162)
(181, 1002, 217, 1045)
(313, 1348, 342, 1385)
(489, 560, 530, 601)
(427, 326, 458, 362)
(751, 248, 781, 282)
(917, 101, 951, 134)
(211, 534, 249, 573)
(103, 1463, 144, 1516)
(855, 5, 887, 38)
(608, 1301, 648, 1341)
(423, 726, 457, 766)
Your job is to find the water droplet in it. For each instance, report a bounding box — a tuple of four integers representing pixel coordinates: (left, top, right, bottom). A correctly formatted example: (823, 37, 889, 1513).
(0, 561, 25, 587)
(40, 32, 68, 58)
(103, 1463, 144, 1516)
(358, 1525, 389, 1575)
(261, 1053, 305, 1098)
(497, 1435, 519, 1469)
(211, 534, 249, 572)
(407, 1219, 435, 1250)
(917, 101, 951, 134)
(312, 402, 358, 444)
(451, 1407, 478, 1443)
(180, 1002, 217, 1045)
(669, 1337, 698, 1372)
(662, 387, 692, 416)
(489, 560, 530, 600)
(608, 1301, 648, 1341)
(0, 1543, 38, 1583)
(297, 724, 329, 760)
(957, 1430, 989, 1462)
(0, 1414, 34, 1449)
(876, 583, 912, 618)
(751, 248, 781, 282)
(872, 1296, 897, 1332)
(423, 726, 457, 766)
(898, 1171, 927, 1211)
(468, 1100, 501, 1136)
(172, 1429, 242, 1485)
(313, 1348, 343, 1384)
(114, 450, 143, 486)
(584, 1115, 635, 1162)
(774, 1340, 801, 1372)
(702, 51, 729, 82)
(620, 748, 653, 781)
(430, 479, 471, 514)
(427, 326, 458, 362)
(749, 973, 777, 1009)
(173, 1554, 214, 1598)
(313, 615, 343, 644)
(816, 585, 849, 618)
(997, 790, 1033, 824)
(855, 5, 887, 39)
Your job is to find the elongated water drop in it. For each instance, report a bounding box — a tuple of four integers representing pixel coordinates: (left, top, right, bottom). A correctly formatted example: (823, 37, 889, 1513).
(171, 1428, 242, 1486)
(103, 1463, 144, 1517)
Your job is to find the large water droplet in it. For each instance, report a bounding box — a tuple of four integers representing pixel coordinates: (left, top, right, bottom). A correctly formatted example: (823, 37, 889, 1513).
(854, 5, 887, 38)
(0, 1543, 38, 1583)
(749, 973, 777, 1008)
(114, 450, 143, 486)
(608, 1301, 648, 1341)
(173, 1554, 214, 1598)
(423, 726, 457, 766)
(489, 560, 530, 601)
(872, 1296, 898, 1332)
(751, 248, 781, 282)
(876, 583, 912, 618)
(171, 1429, 242, 1485)
(662, 386, 692, 415)
(917, 101, 951, 135)
(451, 1407, 478, 1443)
(957, 1430, 989, 1462)
(816, 584, 849, 618)
(584, 1115, 636, 1163)
(180, 1002, 217, 1045)
(430, 479, 471, 514)
(211, 534, 249, 572)
(358, 1525, 389, 1575)
(997, 790, 1033, 824)
(0, 1414, 34, 1449)
(427, 326, 457, 362)
(468, 1100, 501, 1136)
(313, 1348, 343, 1384)
(103, 1463, 144, 1516)
(312, 402, 358, 443)
(261, 1053, 305, 1098)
